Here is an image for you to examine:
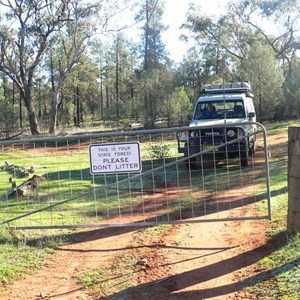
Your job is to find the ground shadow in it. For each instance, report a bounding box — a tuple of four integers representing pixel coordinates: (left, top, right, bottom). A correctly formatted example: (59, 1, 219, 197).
(98, 232, 287, 299)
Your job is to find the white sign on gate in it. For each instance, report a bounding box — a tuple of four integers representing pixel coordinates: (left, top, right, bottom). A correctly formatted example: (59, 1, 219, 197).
(89, 142, 141, 175)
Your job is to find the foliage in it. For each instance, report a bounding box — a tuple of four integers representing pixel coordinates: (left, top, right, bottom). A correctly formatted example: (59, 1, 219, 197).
(239, 41, 284, 121)
(0, 89, 18, 131)
(0, 0, 299, 133)
(170, 86, 192, 126)
(229, 0, 300, 77)
(149, 142, 170, 160)
(282, 59, 300, 119)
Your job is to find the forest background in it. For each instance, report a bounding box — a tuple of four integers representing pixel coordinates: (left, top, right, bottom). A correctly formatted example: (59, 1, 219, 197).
(0, 0, 299, 136)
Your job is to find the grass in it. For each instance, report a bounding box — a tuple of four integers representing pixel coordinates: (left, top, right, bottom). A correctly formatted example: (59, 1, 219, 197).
(76, 252, 138, 298)
(0, 136, 185, 228)
(0, 120, 300, 298)
(0, 228, 69, 285)
(242, 120, 300, 299)
(248, 233, 300, 299)
(76, 224, 173, 299)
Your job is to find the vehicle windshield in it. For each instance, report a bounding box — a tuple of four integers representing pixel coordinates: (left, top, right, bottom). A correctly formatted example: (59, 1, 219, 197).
(193, 100, 245, 120)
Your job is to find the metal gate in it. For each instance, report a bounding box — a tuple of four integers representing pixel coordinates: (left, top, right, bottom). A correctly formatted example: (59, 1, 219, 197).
(0, 122, 271, 230)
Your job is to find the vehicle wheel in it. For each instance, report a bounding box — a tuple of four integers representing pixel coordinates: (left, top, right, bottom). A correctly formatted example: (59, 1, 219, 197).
(240, 150, 249, 167)
(249, 140, 256, 155)
(185, 156, 196, 169)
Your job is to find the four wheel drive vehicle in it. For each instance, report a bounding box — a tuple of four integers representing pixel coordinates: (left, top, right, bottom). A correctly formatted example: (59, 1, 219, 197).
(177, 81, 257, 167)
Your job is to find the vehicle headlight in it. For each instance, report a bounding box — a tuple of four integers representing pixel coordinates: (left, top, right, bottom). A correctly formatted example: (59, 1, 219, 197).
(179, 131, 188, 142)
(237, 127, 244, 138)
(227, 129, 235, 138)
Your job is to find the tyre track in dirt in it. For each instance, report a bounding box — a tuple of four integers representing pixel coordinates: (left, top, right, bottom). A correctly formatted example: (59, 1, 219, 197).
(107, 210, 275, 300)
(0, 212, 275, 300)
(0, 227, 141, 300)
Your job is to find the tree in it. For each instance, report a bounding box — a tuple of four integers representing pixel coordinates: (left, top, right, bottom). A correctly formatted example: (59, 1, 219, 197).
(0, 87, 18, 133)
(0, 0, 121, 134)
(110, 33, 137, 120)
(229, 0, 300, 77)
(162, 86, 191, 127)
(58, 56, 100, 127)
(0, 0, 75, 134)
(136, 0, 172, 127)
(239, 42, 284, 122)
(282, 59, 300, 119)
(47, 1, 101, 133)
(183, 3, 256, 64)
(184, 0, 300, 80)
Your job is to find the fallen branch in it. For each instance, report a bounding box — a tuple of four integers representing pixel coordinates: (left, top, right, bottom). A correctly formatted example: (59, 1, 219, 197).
(7, 174, 45, 197)
(1, 161, 35, 177)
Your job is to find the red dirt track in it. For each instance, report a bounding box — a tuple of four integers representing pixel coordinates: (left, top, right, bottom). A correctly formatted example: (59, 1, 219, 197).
(0, 211, 274, 300)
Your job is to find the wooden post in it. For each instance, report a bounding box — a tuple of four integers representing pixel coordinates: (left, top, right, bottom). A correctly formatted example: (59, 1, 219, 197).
(288, 127, 300, 233)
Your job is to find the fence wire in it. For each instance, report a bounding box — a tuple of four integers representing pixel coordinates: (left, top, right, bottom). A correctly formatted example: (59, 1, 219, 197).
(0, 123, 271, 229)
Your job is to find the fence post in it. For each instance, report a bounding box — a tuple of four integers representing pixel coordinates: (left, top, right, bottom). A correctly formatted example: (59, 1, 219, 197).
(288, 127, 300, 233)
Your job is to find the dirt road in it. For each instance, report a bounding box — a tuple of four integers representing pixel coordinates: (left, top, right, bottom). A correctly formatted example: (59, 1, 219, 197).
(0, 208, 279, 300)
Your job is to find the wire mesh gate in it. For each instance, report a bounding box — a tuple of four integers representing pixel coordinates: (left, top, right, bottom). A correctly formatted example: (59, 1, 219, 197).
(0, 122, 271, 230)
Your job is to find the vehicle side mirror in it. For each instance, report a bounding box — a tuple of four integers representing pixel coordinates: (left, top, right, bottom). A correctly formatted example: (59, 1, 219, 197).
(249, 112, 255, 119)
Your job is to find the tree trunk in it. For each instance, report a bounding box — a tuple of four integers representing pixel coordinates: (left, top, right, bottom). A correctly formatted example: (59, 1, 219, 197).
(115, 49, 120, 119)
(100, 75, 104, 120)
(288, 126, 300, 233)
(76, 84, 80, 126)
(23, 92, 40, 135)
(49, 90, 60, 134)
(19, 93, 23, 128)
(49, 105, 58, 134)
(28, 110, 40, 135)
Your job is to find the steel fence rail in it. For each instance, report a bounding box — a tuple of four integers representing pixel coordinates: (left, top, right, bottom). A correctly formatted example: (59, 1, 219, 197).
(0, 122, 271, 230)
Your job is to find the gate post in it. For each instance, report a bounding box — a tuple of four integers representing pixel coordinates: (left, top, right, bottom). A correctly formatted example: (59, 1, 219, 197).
(288, 127, 300, 233)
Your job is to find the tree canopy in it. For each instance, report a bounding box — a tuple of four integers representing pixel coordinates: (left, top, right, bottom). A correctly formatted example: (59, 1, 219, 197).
(0, 0, 300, 135)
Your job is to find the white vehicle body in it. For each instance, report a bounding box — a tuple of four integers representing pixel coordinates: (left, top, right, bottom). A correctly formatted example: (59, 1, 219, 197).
(178, 82, 257, 167)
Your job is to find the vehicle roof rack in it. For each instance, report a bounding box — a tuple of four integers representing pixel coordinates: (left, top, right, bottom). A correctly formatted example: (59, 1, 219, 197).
(200, 81, 253, 96)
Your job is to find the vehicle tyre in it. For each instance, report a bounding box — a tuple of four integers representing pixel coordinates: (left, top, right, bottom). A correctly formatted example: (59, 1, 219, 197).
(185, 156, 196, 169)
(249, 140, 256, 155)
(240, 150, 250, 167)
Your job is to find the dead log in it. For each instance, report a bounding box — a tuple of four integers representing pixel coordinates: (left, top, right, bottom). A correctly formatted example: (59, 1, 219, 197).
(2, 161, 35, 177)
(7, 174, 45, 197)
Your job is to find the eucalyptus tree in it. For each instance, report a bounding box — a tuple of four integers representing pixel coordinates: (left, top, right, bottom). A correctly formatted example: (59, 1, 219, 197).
(185, 0, 300, 79)
(0, 87, 18, 133)
(0, 0, 128, 135)
(135, 0, 172, 127)
(163, 86, 191, 127)
(239, 42, 284, 122)
(183, 3, 256, 70)
(229, 0, 300, 77)
(110, 33, 138, 120)
(57, 56, 100, 127)
(176, 47, 204, 102)
(0, 0, 72, 134)
(47, 1, 102, 133)
(283, 59, 300, 119)
(176, 43, 233, 103)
